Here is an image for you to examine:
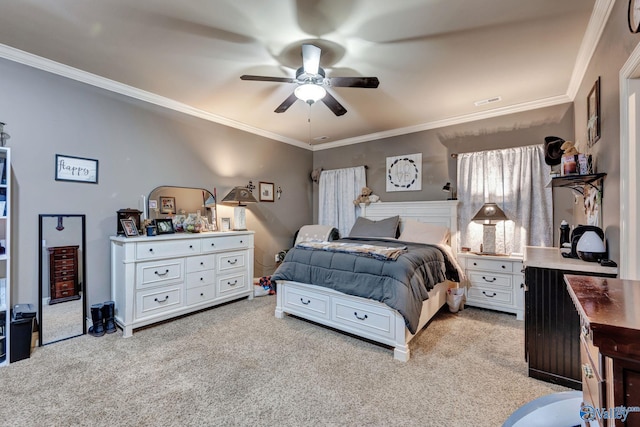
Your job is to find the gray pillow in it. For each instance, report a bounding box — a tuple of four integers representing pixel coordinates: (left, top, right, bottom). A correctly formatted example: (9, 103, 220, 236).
(348, 215, 399, 238)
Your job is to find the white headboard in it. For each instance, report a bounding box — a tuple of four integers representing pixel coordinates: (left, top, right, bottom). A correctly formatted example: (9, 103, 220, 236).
(360, 201, 459, 254)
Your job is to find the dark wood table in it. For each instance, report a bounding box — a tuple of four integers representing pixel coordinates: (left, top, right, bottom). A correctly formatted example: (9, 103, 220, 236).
(565, 274, 640, 427)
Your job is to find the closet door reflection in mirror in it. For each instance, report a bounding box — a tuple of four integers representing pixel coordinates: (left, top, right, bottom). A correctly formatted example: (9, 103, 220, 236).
(38, 214, 87, 345)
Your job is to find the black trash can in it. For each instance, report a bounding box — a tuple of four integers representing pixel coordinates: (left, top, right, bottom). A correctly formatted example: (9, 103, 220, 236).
(10, 304, 36, 363)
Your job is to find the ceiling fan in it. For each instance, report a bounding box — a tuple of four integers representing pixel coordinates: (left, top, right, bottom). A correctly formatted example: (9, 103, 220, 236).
(240, 44, 379, 116)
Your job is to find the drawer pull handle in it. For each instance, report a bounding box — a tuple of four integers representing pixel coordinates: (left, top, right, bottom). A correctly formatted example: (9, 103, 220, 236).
(149, 248, 154, 252)
(240, 240, 243, 243)
(228, 259, 238, 265)
(354, 312, 368, 321)
(154, 269, 170, 276)
(300, 298, 311, 305)
(211, 243, 215, 247)
(501, 265, 506, 269)
(154, 296, 169, 303)
(200, 293, 204, 297)
(482, 291, 497, 298)
(189, 245, 193, 249)
(227, 280, 238, 286)
(482, 276, 496, 282)
(473, 262, 477, 266)
(200, 262, 204, 266)
(200, 277, 204, 281)
(582, 364, 594, 379)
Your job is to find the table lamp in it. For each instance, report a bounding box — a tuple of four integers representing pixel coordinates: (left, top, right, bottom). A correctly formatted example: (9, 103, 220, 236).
(471, 202, 508, 254)
(221, 187, 257, 230)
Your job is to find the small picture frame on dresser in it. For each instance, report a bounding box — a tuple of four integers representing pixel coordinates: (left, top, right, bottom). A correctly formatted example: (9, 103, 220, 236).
(120, 219, 138, 237)
(155, 218, 174, 235)
(221, 217, 231, 232)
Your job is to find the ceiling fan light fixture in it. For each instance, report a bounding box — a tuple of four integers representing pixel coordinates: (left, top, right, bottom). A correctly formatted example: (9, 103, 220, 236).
(294, 84, 326, 104)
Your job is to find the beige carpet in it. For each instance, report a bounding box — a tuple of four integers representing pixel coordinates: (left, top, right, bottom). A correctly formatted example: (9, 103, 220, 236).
(0, 295, 568, 426)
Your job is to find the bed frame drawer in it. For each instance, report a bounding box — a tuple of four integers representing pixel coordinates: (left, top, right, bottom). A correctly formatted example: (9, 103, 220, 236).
(282, 285, 330, 321)
(332, 299, 395, 340)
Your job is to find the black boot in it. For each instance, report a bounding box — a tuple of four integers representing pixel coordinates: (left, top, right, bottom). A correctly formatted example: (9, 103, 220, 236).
(102, 301, 117, 334)
(88, 303, 105, 337)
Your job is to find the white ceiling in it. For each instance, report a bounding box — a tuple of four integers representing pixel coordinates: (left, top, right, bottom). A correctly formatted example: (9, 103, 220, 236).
(0, 0, 609, 150)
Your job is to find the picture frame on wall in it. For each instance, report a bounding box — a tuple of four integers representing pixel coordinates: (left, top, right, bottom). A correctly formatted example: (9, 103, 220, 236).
(154, 218, 175, 234)
(120, 219, 138, 237)
(55, 154, 99, 184)
(159, 196, 176, 214)
(587, 76, 601, 147)
(259, 182, 275, 202)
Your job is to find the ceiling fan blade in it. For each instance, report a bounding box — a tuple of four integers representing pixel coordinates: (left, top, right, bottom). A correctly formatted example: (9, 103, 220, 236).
(302, 44, 321, 75)
(274, 92, 299, 113)
(329, 77, 380, 88)
(241, 75, 296, 83)
(321, 92, 347, 116)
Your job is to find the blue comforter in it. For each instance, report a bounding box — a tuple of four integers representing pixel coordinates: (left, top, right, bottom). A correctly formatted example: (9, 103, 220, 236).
(271, 237, 460, 334)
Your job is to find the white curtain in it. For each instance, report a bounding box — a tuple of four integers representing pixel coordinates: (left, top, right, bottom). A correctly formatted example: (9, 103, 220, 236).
(318, 166, 366, 237)
(457, 145, 552, 254)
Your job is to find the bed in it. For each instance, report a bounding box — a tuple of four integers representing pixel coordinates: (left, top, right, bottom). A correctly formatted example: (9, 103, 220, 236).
(273, 200, 460, 361)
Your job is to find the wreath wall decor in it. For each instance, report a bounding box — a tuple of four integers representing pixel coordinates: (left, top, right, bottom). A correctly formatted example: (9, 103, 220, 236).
(386, 153, 422, 192)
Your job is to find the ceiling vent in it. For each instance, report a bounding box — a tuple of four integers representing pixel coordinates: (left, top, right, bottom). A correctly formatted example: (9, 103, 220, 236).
(474, 96, 502, 107)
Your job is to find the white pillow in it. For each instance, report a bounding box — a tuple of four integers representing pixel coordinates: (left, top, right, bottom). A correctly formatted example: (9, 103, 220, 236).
(398, 219, 450, 245)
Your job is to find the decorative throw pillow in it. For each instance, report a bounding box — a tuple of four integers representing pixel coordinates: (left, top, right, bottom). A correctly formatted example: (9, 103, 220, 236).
(398, 219, 450, 245)
(348, 215, 399, 238)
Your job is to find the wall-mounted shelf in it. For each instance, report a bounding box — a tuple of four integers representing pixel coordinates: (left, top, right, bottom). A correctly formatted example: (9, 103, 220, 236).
(550, 173, 606, 198)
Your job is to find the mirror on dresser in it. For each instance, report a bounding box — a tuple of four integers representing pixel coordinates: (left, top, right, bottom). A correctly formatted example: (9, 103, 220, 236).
(38, 214, 86, 345)
(147, 186, 217, 231)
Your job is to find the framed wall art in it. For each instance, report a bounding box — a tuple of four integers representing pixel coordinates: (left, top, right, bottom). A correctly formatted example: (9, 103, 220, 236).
(587, 76, 601, 147)
(55, 154, 99, 184)
(259, 182, 275, 202)
(386, 153, 422, 192)
(159, 196, 176, 214)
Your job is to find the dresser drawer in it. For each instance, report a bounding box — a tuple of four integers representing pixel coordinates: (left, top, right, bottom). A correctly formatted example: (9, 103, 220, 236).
(218, 251, 247, 273)
(217, 272, 249, 298)
(467, 258, 514, 273)
(581, 336, 605, 413)
(54, 280, 75, 291)
(136, 239, 200, 260)
(466, 286, 513, 305)
(282, 284, 330, 321)
(53, 288, 77, 299)
(136, 259, 184, 289)
(186, 255, 215, 272)
(332, 298, 394, 340)
(202, 235, 253, 253)
(186, 269, 215, 289)
(136, 286, 183, 319)
(186, 284, 216, 305)
(467, 271, 512, 289)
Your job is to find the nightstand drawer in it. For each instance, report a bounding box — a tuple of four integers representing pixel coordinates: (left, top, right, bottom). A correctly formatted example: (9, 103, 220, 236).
(467, 258, 514, 273)
(467, 271, 512, 289)
(467, 286, 513, 305)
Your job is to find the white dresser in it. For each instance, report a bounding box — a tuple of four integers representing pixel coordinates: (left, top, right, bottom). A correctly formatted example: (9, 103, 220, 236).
(110, 231, 254, 337)
(457, 253, 524, 320)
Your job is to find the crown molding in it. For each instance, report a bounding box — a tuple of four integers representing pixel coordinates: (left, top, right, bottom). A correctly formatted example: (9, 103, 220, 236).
(311, 94, 572, 151)
(0, 44, 310, 150)
(565, 0, 615, 100)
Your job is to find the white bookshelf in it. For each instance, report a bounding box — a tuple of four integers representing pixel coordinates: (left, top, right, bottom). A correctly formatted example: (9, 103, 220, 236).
(0, 147, 11, 366)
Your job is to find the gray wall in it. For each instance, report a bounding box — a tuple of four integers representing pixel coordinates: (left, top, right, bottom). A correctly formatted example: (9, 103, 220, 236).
(0, 58, 313, 307)
(313, 103, 575, 243)
(569, 0, 640, 263)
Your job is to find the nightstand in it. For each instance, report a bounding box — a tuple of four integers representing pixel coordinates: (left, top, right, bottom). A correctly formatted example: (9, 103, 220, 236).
(457, 252, 524, 320)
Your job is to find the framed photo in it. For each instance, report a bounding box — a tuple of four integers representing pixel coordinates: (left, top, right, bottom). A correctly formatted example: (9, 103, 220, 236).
(148, 200, 158, 210)
(155, 218, 175, 234)
(221, 217, 231, 232)
(159, 196, 176, 214)
(259, 182, 275, 202)
(55, 154, 99, 184)
(587, 76, 601, 147)
(120, 219, 138, 237)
